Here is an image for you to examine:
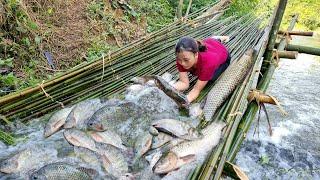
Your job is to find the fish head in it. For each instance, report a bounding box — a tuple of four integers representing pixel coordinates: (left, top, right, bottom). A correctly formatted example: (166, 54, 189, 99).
(153, 152, 178, 174)
(64, 111, 76, 129)
(0, 158, 19, 174)
(119, 173, 135, 180)
(29, 170, 46, 180)
(86, 118, 105, 131)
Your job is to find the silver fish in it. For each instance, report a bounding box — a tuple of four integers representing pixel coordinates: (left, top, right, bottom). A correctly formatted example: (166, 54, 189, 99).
(153, 122, 226, 174)
(74, 147, 102, 168)
(44, 107, 73, 138)
(64, 98, 109, 129)
(133, 132, 153, 162)
(63, 129, 96, 152)
(152, 119, 202, 140)
(96, 144, 129, 178)
(151, 132, 174, 149)
(29, 162, 97, 180)
(0, 147, 56, 174)
(89, 130, 127, 150)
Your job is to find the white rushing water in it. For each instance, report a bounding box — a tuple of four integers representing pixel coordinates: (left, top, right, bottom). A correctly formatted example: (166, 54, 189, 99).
(235, 36, 320, 179)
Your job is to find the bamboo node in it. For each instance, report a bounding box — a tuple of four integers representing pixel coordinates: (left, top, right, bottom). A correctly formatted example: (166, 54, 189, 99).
(280, 30, 292, 44)
(271, 50, 280, 67)
(228, 111, 243, 117)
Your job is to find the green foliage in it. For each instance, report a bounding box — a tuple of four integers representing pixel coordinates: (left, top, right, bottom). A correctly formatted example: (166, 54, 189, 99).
(224, 0, 262, 17)
(282, 0, 320, 31)
(0, 57, 14, 67)
(0, 72, 21, 87)
(131, 0, 175, 32)
(0, 129, 15, 145)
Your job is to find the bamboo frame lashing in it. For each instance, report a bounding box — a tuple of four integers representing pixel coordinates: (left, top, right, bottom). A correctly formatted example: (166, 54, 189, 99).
(39, 80, 65, 108)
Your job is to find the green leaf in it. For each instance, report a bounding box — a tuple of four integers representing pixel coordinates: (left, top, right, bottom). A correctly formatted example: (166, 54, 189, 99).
(35, 36, 42, 45)
(27, 21, 38, 30)
(0, 58, 14, 67)
(1, 72, 18, 86)
(22, 37, 31, 47)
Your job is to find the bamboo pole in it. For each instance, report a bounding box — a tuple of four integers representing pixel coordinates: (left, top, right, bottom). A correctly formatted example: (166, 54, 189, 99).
(261, 0, 288, 74)
(278, 30, 313, 36)
(284, 44, 320, 56)
(277, 50, 298, 59)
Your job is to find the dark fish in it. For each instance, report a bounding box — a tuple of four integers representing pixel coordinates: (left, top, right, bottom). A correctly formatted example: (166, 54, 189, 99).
(86, 101, 143, 133)
(29, 162, 97, 180)
(142, 75, 189, 108)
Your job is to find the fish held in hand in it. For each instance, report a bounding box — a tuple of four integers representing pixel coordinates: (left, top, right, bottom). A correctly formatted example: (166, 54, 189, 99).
(142, 75, 189, 108)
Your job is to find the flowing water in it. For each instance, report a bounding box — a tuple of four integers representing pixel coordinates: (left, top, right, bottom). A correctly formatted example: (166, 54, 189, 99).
(235, 36, 320, 179)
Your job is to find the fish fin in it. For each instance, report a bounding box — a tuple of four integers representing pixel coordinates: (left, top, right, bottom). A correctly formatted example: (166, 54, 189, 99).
(77, 167, 98, 178)
(53, 118, 66, 129)
(176, 154, 196, 167)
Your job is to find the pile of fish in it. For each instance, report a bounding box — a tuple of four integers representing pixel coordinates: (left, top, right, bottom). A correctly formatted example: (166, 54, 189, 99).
(0, 73, 225, 180)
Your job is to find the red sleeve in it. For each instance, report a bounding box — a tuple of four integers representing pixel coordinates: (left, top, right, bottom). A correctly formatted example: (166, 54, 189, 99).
(176, 60, 188, 72)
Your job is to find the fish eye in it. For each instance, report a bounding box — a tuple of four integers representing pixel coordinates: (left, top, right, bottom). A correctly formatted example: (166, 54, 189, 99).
(32, 176, 38, 180)
(89, 123, 93, 126)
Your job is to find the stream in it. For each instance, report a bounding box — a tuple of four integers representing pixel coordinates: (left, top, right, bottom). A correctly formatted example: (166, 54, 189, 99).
(235, 36, 320, 179)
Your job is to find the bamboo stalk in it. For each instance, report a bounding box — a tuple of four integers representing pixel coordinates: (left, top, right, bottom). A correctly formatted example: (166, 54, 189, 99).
(278, 30, 313, 36)
(284, 44, 320, 56)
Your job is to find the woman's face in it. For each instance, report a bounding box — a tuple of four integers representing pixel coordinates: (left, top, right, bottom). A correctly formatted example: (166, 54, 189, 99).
(176, 51, 198, 69)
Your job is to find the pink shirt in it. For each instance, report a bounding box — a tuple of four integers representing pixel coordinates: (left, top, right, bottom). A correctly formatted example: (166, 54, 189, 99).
(176, 38, 229, 81)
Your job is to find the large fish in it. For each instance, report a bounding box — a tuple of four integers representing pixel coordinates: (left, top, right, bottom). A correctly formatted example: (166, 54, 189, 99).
(133, 132, 153, 163)
(29, 162, 98, 180)
(89, 130, 127, 150)
(151, 132, 174, 149)
(142, 75, 189, 108)
(63, 129, 97, 152)
(96, 144, 129, 178)
(44, 107, 73, 138)
(203, 49, 254, 121)
(0, 146, 56, 174)
(153, 122, 226, 174)
(86, 101, 143, 133)
(64, 98, 112, 130)
(73, 147, 102, 169)
(152, 119, 202, 140)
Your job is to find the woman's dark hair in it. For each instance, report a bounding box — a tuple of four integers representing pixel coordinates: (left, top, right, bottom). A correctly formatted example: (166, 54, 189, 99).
(175, 36, 207, 54)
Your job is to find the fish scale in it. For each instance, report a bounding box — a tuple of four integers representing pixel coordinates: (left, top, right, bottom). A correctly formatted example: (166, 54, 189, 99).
(203, 49, 254, 121)
(29, 162, 96, 180)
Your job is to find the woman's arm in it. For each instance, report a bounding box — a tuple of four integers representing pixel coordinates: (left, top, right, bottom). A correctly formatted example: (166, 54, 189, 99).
(211, 35, 230, 43)
(173, 72, 189, 91)
(187, 80, 208, 103)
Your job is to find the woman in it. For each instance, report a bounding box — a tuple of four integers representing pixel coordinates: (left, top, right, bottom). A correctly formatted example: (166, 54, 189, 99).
(173, 36, 231, 105)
